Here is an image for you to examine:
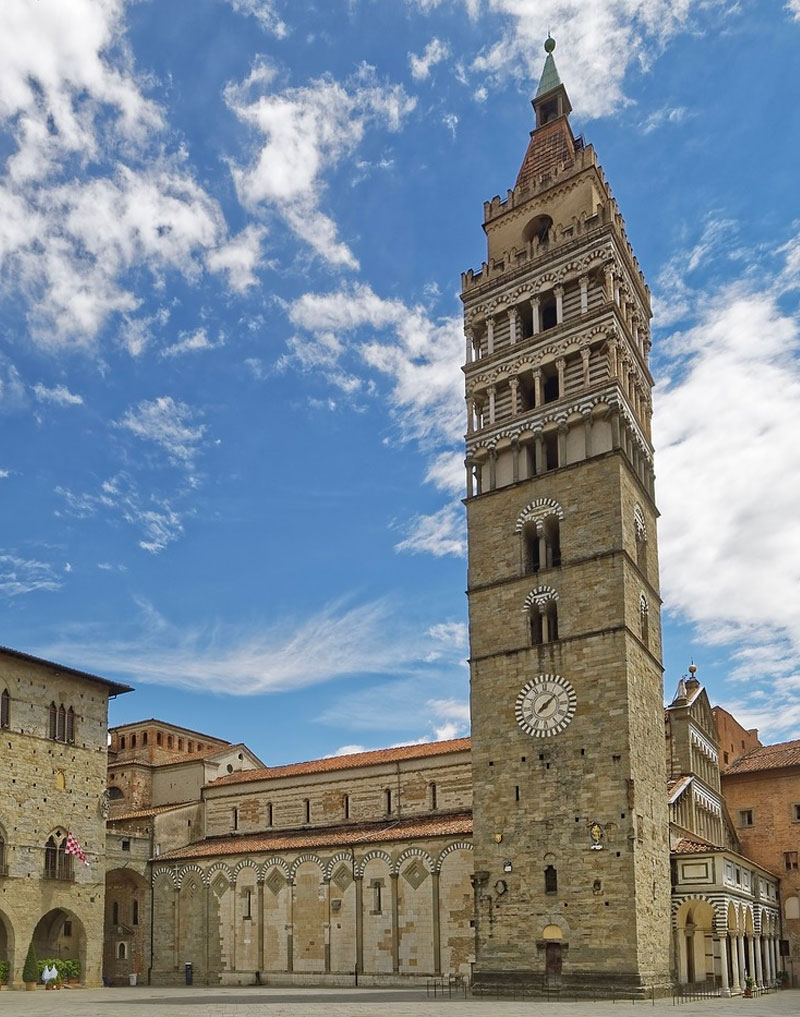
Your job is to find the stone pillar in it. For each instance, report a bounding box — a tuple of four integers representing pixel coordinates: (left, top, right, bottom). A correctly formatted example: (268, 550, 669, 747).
(554, 284, 564, 325)
(583, 411, 593, 459)
(771, 936, 779, 982)
(486, 315, 495, 356)
(677, 927, 688, 984)
(611, 410, 621, 449)
(608, 339, 618, 380)
(556, 357, 566, 399)
(257, 879, 265, 974)
(509, 377, 519, 417)
(718, 935, 730, 996)
(534, 433, 545, 475)
(530, 296, 540, 335)
(390, 872, 400, 974)
(538, 526, 547, 571)
(355, 874, 364, 977)
(465, 460, 474, 498)
(557, 423, 567, 468)
(508, 307, 517, 345)
(287, 881, 294, 972)
(730, 931, 740, 992)
(488, 385, 496, 425)
(488, 450, 497, 492)
(511, 439, 520, 484)
(466, 396, 474, 434)
(324, 878, 331, 974)
(475, 462, 483, 496)
(464, 328, 473, 364)
(614, 277, 621, 305)
(579, 274, 589, 314)
(431, 871, 441, 976)
(765, 935, 773, 983)
(754, 934, 763, 986)
(581, 347, 591, 387)
(533, 369, 542, 408)
(604, 266, 615, 303)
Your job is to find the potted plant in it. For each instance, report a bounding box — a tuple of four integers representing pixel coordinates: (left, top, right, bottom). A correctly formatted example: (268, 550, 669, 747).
(743, 975, 754, 997)
(62, 958, 80, 985)
(777, 970, 789, 989)
(22, 942, 38, 990)
(0, 960, 9, 989)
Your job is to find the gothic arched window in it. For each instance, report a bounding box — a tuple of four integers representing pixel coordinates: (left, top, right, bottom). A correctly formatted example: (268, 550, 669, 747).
(66, 707, 75, 743)
(0, 688, 9, 728)
(545, 865, 558, 894)
(639, 594, 649, 647)
(57, 704, 66, 742)
(49, 701, 57, 739)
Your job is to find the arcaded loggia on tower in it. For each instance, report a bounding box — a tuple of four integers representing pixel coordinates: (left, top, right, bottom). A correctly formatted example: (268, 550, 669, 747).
(463, 38, 673, 995)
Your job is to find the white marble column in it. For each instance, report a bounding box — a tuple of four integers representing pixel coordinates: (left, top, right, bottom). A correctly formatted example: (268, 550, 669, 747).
(466, 397, 474, 434)
(533, 369, 542, 408)
(581, 347, 591, 387)
(530, 296, 540, 335)
(730, 931, 741, 992)
(556, 357, 566, 399)
(486, 315, 495, 355)
(604, 266, 615, 303)
(488, 385, 496, 425)
(554, 284, 564, 325)
(718, 935, 730, 996)
(508, 307, 518, 345)
(579, 274, 589, 314)
(509, 377, 518, 418)
(464, 328, 473, 364)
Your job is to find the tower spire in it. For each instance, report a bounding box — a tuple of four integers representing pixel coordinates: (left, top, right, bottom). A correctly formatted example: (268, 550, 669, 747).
(532, 35, 572, 127)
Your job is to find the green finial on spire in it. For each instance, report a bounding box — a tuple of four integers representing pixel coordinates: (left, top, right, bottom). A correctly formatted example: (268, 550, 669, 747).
(544, 34, 556, 53)
(535, 37, 562, 99)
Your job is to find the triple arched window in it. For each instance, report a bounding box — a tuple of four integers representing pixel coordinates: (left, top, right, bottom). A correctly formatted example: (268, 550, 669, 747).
(49, 703, 76, 743)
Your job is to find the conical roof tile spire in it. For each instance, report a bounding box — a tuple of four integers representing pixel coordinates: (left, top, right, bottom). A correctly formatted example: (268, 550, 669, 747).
(535, 35, 562, 99)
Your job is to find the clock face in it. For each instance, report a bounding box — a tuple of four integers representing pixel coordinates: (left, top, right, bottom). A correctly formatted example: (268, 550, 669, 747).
(515, 674, 577, 738)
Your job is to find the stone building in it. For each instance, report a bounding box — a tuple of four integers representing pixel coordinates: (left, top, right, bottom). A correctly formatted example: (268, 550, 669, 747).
(0, 644, 131, 987)
(103, 720, 263, 985)
(665, 668, 781, 993)
(148, 739, 473, 986)
(461, 36, 670, 995)
(720, 736, 800, 986)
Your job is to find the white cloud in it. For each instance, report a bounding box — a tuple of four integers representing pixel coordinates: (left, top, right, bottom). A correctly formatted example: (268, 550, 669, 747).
(641, 105, 689, 134)
(161, 328, 224, 359)
(395, 503, 466, 557)
(117, 397, 207, 468)
(0, 361, 27, 412)
(226, 0, 288, 37)
(0, 470, 9, 479)
(412, 1, 715, 119)
(57, 473, 187, 554)
(787, 0, 800, 21)
(205, 224, 266, 292)
(225, 61, 415, 267)
(654, 226, 800, 719)
(0, 2, 259, 350)
(43, 596, 435, 695)
(409, 38, 450, 81)
(32, 382, 83, 406)
(0, 551, 62, 597)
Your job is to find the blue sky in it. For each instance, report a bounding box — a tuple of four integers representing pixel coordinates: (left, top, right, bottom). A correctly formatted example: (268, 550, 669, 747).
(1, 0, 799, 764)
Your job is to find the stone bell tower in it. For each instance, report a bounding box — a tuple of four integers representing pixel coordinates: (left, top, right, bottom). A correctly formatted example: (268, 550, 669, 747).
(463, 38, 672, 995)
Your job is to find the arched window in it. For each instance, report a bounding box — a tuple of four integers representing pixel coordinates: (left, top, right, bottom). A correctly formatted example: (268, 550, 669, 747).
(545, 865, 558, 894)
(384, 789, 392, 815)
(634, 505, 648, 576)
(0, 688, 9, 728)
(167, 735, 174, 748)
(0, 826, 6, 873)
(142, 732, 148, 746)
(130, 734, 136, 749)
(517, 500, 564, 575)
(107, 786, 124, 800)
(343, 794, 350, 819)
(120, 735, 126, 749)
(530, 601, 559, 644)
(66, 707, 75, 743)
(49, 702, 57, 739)
(44, 834, 72, 881)
(57, 704, 66, 742)
(303, 799, 311, 824)
(117, 942, 126, 960)
(156, 732, 163, 747)
(430, 782, 438, 810)
(522, 522, 540, 574)
(640, 594, 649, 646)
(178, 738, 183, 751)
(187, 741, 194, 753)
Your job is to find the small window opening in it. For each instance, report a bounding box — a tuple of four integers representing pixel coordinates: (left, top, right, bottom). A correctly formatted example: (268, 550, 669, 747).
(541, 296, 557, 332)
(544, 431, 559, 470)
(167, 735, 174, 749)
(49, 702, 57, 739)
(430, 782, 438, 810)
(739, 809, 754, 827)
(66, 706, 75, 743)
(63, 920, 72, 937)
(112, 901, 119, 925)
(0, 689, 9, 728)
(523, 523, 540, 574)
(130, 734, 136, 748)
(785, 851, 798, 871)
(132, 899, 139, 925)
(542, 363, 559, 401)
(188, 741, 194, 753)
(244, 889, 252, 919)
(142, 732, 148, 746)
(232, 808, 238, 831)
(156, 732, 163, 746)
(344, 794, 350, 820)
(545, 865, 558, 894)
(267, 802, 273, 827)
(385, 788, 392, 814)
(304, 798, 311, 824)
(178, 738, 183, 751)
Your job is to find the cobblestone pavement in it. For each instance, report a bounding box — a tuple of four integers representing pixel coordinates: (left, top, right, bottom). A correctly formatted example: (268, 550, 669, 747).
(2, 987, 799, 1017)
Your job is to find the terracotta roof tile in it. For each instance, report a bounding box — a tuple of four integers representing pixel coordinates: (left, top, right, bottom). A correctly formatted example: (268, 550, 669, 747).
(108, 802, 196, 822)
(207, 738, 471, 788)
(673, 838, 723, 855)
(157, 811, 473, 861)
(722, 738, 800, 775)
(515, 120, 575, 191)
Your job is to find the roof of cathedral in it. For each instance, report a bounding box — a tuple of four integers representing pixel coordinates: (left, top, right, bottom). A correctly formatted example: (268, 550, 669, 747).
(108, 742, 255, 768)
(206, 737, 471, 787)
(156, 811, 474, 860)
(108, 802, 197, 822)
(722, 737, 800, 775)
(109, 718, 229, 741)
(0, 643, 133, 695)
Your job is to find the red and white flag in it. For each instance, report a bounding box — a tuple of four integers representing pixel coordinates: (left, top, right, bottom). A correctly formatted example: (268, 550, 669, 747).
(64, 833, 89, 866)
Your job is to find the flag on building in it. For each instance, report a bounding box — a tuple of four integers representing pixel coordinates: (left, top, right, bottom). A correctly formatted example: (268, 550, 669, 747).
(64, 833, 89, 866)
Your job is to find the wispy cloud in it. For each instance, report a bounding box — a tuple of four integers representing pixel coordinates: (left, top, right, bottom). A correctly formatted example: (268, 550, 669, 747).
(409, 37, 450, 80)
(226, 0, 288, 37)
(42, 596, 447, 695)
(32, 382, 83, 406)
(224, 60, 415, 268)
(640, 105, 690, 134)
(117, 396, 207, 468)
(161, 328, 224, 359)
(57, 473, 187, 554)
(0, 551, 62, 597)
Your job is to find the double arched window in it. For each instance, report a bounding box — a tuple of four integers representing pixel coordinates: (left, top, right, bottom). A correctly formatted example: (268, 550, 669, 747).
(44, 833, 73, 880)
(525, 587, 560, 645)
(517, 499, 563, 575)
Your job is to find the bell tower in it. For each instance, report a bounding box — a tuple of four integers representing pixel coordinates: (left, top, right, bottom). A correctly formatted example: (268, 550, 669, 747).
(463, 38, 672, 995)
